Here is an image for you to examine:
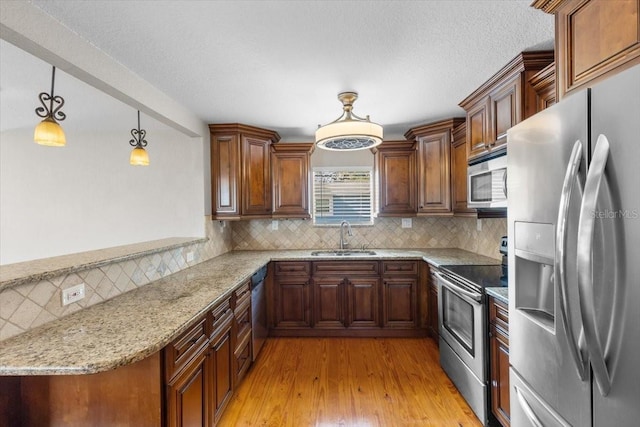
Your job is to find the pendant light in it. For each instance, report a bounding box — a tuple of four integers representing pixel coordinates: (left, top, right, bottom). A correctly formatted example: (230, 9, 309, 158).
(129, 110, 149, 166)
(315, 92, 383, 151)
(34, 66, 67, 147)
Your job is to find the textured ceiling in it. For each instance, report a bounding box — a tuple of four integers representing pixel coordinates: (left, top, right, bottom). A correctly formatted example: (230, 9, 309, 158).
(4, 0, 554, 140)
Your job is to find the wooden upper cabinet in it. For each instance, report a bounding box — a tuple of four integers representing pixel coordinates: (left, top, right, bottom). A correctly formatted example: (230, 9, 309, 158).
(375, 141, 417, 216)
(530, 63, 557, 112)
(466, 99, 490, 159)
(209, 124, 280, 220)
(533, 0, 640, 99)
(459, 51, 554, 162)
(406, 118, 464, 216)
(271, 143, 314, 219)
(450, 121, 474, 216)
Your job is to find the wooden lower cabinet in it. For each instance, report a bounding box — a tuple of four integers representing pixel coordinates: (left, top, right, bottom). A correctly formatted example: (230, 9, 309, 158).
(210, 319, 234, 425)
(489, 296, 510, 427)
(313, 276, 346, 328)
(346, 277, 380, 328)
(270, 260, 426, 337)
(167, 350, 208, 427)
(273, 275, 312, 329)
(427, 268, 439, 343)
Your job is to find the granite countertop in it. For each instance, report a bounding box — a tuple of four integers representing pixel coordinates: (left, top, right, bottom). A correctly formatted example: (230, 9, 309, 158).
(0, 248, 498, 376)
(486, 287, 509, 305)
(0, 237, 206, 291)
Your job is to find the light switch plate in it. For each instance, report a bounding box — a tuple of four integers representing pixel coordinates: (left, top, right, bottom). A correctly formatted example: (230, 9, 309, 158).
(272, 220, 279, 231)
(401, 218, 412, 228)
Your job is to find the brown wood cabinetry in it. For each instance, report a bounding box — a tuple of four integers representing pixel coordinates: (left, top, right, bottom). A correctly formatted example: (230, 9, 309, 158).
(272, 262, 312, 330)
(489, 296, 510, 427)
(209, 123, 280, 220)
(534, 0, 640, 99)
(450, 121, 474, 216)
(270, 260, 426, 337)
(166, 350, 208, 427)
(459, 51, 554, 161)
(530, 63, 557, 111)
(405, 118, 465, 216)
(381, 261, 418, 328)
(232, 282, 252, 385)
(426, 267, 439, 344)
(270, 143, 314, 219)
(375, 141, 417, 216)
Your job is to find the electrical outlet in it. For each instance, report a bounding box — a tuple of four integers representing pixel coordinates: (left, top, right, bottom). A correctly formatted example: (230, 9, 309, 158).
(271, 220, 279, 231)
(186, 251, 195, 263)
(401, 218, 412, 228)
(61, 283, 85, 306)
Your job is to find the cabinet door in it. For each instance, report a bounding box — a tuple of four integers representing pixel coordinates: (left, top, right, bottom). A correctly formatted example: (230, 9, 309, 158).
(242, 136, 271, 217)
(490, 326, 511, 427)
(382, 278, 417, 328)
(211, 133, 240, 219)
(313, 277, 345, 329)
(345, 277, 380, 328)
(467, 99, 490, 159)
(417, 132, 451, 214)
(271, 144, 312, 219)
(273, 277, 312, 329)
(377, 145, 416, 216)
(489, 76, 520, 151)
(427, 274, 439, 343)
(451, 131, 474, 216)
(166, 351, 208, 427)
(210, 321, 234, 425)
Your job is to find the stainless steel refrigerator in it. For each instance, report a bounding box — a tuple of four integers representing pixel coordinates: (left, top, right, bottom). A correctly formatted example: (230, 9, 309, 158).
(507, 64, 640, 427)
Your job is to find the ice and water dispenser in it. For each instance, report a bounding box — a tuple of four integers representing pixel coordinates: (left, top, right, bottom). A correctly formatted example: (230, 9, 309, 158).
(513, 221, 556, 331)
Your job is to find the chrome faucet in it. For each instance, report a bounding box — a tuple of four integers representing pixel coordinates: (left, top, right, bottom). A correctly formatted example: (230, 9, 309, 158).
(339, 220, 353, 250)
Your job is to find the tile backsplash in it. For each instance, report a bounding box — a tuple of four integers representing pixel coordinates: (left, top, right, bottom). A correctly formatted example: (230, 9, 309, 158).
(233, 216, 506, 260)
(0, 218, 231, 341)
(1, 215, 505, 341)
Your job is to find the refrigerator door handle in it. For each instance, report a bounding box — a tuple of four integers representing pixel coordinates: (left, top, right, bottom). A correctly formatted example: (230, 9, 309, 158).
(577, 134, 612, 396)
(514, 385, 544, 427)
(555, 139, 587, 381)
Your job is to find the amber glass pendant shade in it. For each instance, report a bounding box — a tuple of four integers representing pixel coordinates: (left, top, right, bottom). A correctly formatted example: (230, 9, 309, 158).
(130, 146, 150, 166)
(34, 116, 66, 147)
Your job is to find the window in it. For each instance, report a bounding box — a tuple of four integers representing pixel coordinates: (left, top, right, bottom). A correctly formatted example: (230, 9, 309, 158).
(312, 167, 374, 225)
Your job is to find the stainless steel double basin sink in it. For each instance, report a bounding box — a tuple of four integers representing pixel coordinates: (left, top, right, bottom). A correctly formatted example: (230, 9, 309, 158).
(310, 250, 377, 257)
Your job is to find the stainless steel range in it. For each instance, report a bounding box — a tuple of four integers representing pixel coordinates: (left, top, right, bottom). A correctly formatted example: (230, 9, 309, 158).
(435, 263, 505, 426)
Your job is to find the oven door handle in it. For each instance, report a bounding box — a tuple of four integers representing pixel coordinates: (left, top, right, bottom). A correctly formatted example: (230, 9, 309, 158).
(434, 272, 482, 303)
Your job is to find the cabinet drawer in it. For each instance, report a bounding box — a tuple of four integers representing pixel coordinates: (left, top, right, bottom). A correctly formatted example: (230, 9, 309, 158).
(312, 261, 379, 276)
(382, 260, 418, 276)
(165, 316, 208, 381)
(235, 303, 251, 342)
(234, 280, 251, 306)
(210, 298, 234, 338)
(275, 261, 310, 276)
(489, 296, 509, 335)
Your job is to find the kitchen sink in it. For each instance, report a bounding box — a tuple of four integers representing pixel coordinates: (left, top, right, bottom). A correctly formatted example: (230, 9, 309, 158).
(310, 250, 377, 256)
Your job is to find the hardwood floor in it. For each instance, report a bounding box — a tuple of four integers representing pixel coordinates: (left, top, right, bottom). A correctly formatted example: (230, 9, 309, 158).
(219, 337, 481, 427)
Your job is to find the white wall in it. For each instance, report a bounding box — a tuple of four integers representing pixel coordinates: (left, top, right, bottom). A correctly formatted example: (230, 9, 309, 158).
(0, 126, 204, 265)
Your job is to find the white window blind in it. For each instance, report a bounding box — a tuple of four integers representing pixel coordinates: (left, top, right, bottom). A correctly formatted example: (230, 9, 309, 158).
(313, 168, 374, 225)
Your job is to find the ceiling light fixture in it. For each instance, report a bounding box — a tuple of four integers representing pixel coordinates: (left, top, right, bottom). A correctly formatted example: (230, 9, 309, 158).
(129, 110, 149, 166)
(34, 66, 67, 147)
(315, 92, 383, 151)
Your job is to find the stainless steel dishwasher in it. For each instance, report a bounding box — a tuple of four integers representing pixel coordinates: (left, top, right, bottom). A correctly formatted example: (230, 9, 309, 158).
(250, 266, 268, 361)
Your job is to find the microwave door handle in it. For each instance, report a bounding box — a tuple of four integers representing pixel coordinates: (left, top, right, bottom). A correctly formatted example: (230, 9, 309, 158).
(434, 272, 482, 303)
(577, 134, 612, 396)
(555, 139, 588, 381)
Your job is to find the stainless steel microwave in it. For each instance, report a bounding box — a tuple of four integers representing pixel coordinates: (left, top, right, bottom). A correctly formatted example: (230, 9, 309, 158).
(467, 150, 507, 209)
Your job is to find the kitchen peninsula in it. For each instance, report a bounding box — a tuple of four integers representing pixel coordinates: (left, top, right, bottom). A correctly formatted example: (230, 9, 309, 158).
(0, 247, 498, 426)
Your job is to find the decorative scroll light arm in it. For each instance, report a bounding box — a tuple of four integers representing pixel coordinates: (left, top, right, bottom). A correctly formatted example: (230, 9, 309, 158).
(129, 110, 148, 148)
(35, 66, 66, 122)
